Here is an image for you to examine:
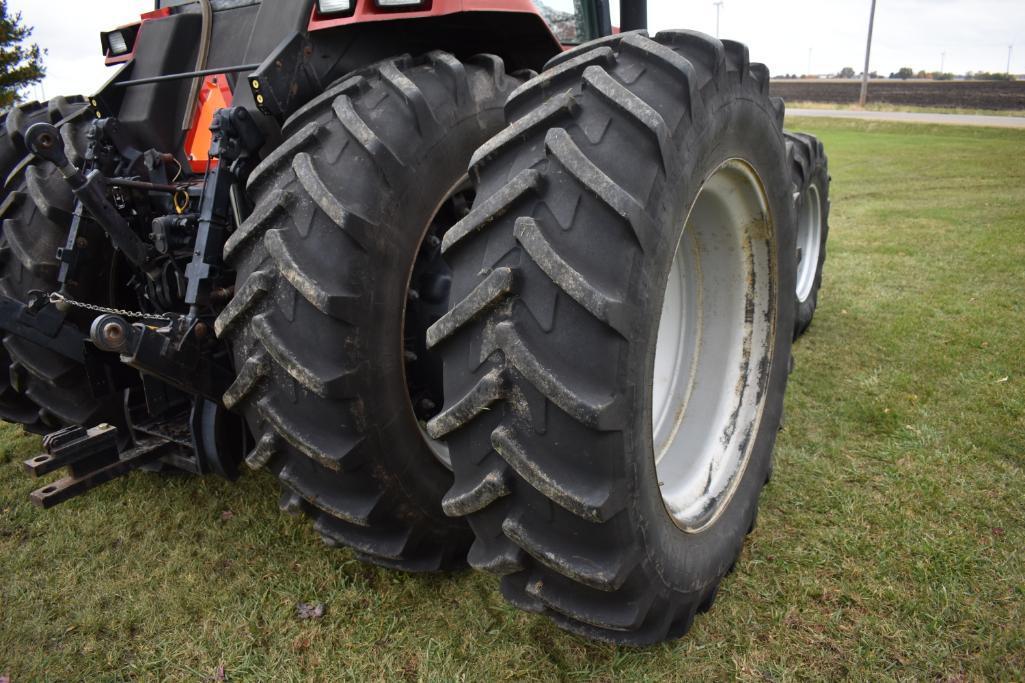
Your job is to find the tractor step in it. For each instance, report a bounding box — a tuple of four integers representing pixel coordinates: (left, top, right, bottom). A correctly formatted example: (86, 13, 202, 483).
(23, 425, 175, 509)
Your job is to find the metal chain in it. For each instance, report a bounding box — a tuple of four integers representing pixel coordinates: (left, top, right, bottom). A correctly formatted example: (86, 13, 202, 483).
(47, 292, 174, 321)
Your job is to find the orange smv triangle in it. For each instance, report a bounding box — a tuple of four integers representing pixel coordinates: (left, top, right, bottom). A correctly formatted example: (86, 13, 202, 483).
(185, 74, 233, 173)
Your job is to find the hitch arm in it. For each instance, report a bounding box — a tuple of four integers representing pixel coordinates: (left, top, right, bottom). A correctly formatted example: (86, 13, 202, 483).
(24, 123, 149, 268)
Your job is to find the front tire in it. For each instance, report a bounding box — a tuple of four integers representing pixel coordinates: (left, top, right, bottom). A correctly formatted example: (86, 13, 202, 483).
(219, 53, 521, 571)
(429, 31, 795, 643)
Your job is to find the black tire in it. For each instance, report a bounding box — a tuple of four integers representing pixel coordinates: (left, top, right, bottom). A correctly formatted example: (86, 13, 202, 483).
(0, 97, 124, 432)
(218, 53, 522, 571)
(0, 97, 87, 195)
(428, 31, 795, 644)
(786, 131, 831, 338)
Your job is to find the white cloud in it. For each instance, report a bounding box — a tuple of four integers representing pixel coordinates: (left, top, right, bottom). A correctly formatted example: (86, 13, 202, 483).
(9, 0, 151, 101)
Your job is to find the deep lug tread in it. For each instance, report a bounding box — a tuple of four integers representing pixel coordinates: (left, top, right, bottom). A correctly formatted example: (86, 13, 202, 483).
(500, 513, 635, 592)
(3, 218, 58, 280)
(544, 31, 644, 71)
(379, 60, 440, 138)
(255, 395, 365, 472)
(469, 53, 509, 91)
(222, 53, 521, 572)
(434, 33, 792, 644)
(470, 91, 577, 172)
(770, 96, 786, 129)
(252, 312, 359, 399)
(526, 571, 657, 631)
(427, 368, 508, 440)
(223, 189, 296, 261)
(441, 168, 542, 254)
(506, 47, 615, 118)
(292, 152, 373, 250)
(281, 74, 367, 140)
(221, 350, 269, 411)
(441, 455, 513, 517)
(332, 95, 406, 184)
(25, 165, 74, 224)
(543, 127, 657, 254)
(722, 40, 751, 80)
(484, 321, 624, 430)
(513, 217, 629, 337)
(245, 431, 281, 470)
(426, 267, 515, 349)
(280, 460, 383, 527)
(3, 335, 77, 385)
(214, 269, 273, 337)
(581, 66, 674, 172)
(620, 34, 698, 119)
(467, 534, 526, 575)
(264, 227, 361, 321)
(246, 122, 319, 194)
(654, 30, 726, 82)
(751, 62, 771, 94)
(491, 424, 618, 522)
(425, 50, 470, 105)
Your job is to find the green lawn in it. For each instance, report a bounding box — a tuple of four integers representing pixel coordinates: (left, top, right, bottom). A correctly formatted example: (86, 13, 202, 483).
(786, 100, 1025, 118)
(2, 119, 1023, 681)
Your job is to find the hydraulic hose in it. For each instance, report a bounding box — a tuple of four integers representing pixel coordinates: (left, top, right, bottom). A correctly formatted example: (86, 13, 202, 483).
(180, 0, 213, 131)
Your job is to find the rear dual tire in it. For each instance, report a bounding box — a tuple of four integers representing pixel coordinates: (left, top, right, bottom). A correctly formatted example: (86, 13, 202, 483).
(220, 53, 522, 570)
(787, 131, 831, 338)
(429, 31, 795, 644)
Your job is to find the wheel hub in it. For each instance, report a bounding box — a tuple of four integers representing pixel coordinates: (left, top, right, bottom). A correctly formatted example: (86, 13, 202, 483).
(652, 159, 777, 533)
(795, 183, 823, 303)
(403, 178, 474, 470)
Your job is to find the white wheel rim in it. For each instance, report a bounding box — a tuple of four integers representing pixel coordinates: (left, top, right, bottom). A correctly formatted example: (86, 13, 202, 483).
(652, 159, 776, 533)
(795, 183, 822, 303)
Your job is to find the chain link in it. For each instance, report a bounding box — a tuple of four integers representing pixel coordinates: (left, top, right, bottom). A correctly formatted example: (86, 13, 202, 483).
(47, 292, 174, 322)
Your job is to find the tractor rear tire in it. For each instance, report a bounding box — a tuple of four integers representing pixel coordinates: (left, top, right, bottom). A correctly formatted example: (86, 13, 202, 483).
(0, 96, 87, 197)
(428, 31, 795, 643)
(787, 131, 831, 338)
(0, 97, 125, 432)
(219, 53, 521, 571)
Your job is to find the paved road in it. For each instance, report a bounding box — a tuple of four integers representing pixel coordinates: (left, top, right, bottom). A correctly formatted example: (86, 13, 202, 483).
(787, 108, 1025, 129)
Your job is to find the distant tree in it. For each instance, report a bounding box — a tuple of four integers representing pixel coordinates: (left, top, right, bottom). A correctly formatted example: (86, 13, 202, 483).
(0, 1, 45, 109)
(915, 70, 928, 79)
(869, 71, 879, 78)
(889, 67, 915, 80)
(838, 66, 856, 79)
(933, 72, 955, 81)
(971, 71, 1015, 81)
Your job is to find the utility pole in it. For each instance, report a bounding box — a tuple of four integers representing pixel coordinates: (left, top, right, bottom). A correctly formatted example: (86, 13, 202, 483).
(859, 0, 878, 107)
(1009, 45, 1014, 75)
(807, 48, 812, 76)
(941, 51, 946, 73)
(714, 1, 724, 38)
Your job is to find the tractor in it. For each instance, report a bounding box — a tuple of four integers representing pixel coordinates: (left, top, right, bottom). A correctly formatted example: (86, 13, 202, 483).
(0, 0, 830, 645)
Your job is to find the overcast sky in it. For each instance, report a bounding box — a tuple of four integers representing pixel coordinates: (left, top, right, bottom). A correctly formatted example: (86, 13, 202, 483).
(9, 0, 1025, 101)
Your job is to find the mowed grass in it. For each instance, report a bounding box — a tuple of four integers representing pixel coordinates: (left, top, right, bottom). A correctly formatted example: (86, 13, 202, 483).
(786, 100, 1025, 118)
(1, 119, 1023, 681)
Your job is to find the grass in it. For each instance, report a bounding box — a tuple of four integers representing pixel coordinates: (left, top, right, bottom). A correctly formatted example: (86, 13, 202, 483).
(2, 119, 1024, 680)
(786, 100, 1025, 117)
